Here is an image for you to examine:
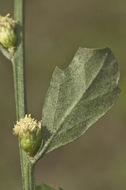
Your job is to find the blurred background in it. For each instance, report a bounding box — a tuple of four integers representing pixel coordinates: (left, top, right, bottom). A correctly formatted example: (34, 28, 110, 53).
(0, 0, 126, 189)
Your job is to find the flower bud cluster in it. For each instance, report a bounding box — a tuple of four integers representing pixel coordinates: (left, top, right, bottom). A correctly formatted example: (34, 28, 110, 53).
(13, 114, 42, 157)
(0, 14, 17, 54)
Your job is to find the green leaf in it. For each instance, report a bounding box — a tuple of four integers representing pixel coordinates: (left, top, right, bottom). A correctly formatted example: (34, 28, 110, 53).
(36, 184, 63, 190)
(0, 42, 13, 61)
(37, 47, 120, 160)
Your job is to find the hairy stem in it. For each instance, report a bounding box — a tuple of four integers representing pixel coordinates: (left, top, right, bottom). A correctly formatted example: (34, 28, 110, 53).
(13, 0, 35, 190)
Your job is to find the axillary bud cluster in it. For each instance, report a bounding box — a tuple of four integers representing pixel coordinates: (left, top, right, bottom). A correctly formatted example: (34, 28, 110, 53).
(13, 114, 42, 157)
(0, 14, 17, 54)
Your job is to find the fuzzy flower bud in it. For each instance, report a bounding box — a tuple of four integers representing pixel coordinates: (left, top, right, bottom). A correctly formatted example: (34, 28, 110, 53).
(0, 14, 17, 54)
(13, 114, 42, 157)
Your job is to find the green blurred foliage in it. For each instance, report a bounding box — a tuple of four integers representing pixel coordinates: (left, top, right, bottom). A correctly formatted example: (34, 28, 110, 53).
(0, 0, 126, 190)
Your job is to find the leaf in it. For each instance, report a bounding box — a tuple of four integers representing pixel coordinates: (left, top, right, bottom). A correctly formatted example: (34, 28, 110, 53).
(0, 42, 13, 61)
(36, 47, 120, 160)
(36, 184, 63, 190)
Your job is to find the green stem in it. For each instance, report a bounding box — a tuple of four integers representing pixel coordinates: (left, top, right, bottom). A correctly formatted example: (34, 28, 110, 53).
(12, 0, 35, 190)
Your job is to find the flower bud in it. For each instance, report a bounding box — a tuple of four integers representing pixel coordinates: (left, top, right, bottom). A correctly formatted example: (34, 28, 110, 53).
(0, 14, 17, 54)
(13, 114, 42, 157)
